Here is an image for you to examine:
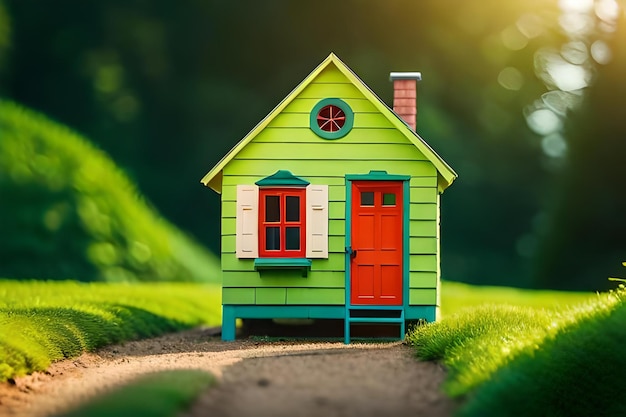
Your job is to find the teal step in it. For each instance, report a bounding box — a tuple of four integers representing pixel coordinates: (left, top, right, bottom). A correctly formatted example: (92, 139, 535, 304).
(344, 307, 406, 344)
(348, 317, 404, 324)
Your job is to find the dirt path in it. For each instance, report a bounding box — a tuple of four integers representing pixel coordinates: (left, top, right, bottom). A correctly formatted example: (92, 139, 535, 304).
(0, 328, 457, 417)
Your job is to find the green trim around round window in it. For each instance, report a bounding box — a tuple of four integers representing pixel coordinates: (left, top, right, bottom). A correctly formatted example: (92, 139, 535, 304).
(310, 98, 354, 140)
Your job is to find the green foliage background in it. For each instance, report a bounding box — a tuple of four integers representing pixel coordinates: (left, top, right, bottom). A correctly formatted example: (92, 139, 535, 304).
(0, 100, 219, 282)
(0, 1, 625, 289)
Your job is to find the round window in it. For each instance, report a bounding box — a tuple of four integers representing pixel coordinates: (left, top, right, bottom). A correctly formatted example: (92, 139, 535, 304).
(310, 98, 353, 140)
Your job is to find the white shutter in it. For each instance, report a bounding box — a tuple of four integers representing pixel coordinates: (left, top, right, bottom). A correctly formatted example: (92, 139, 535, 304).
(306, 185, 329, 258)
(236, 185, 259, 258)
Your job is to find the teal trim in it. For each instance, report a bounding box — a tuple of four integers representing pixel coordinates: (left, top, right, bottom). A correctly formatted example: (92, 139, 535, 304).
(346, 306, 405, 343)
(344, 177, 411, 343)
(405, 305, 436, 322)
(223, 305, 345, 319)
(403, 180, 410, 312)
(310, 98, 354, 140)
(349, 317, 405, 323)
(344, 177, 352, 343)
(255, 170, 310, 186)
(220, 304, 417, 342)
(345, 170, 411, 181)
(254, 258, 312, 277)
(222, 305, 236, 341)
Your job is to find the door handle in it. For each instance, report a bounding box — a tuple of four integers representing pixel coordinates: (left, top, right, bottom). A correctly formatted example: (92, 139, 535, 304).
(351, 249, 358, 259)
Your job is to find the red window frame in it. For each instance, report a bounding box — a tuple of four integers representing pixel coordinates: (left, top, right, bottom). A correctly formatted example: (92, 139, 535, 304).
(259, 188, 306, 258)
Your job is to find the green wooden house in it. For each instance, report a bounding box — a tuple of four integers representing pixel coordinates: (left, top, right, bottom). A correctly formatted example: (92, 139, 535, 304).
(201, 53, 456, 343)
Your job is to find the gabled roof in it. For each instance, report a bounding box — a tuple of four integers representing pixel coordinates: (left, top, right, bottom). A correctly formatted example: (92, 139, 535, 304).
(201, 52, 457, 193)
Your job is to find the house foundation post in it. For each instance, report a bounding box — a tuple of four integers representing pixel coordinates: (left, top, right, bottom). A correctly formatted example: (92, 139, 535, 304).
(222, 305, 236, 341)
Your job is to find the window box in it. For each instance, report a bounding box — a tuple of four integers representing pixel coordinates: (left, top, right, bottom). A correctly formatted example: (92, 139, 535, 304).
(254, 257, 312, 277)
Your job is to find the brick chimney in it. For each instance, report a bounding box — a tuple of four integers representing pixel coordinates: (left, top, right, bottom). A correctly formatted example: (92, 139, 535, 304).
(389, 72, 422, 131)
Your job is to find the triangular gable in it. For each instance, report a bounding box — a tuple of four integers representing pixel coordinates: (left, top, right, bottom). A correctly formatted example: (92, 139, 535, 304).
(201, 52, 457, 193)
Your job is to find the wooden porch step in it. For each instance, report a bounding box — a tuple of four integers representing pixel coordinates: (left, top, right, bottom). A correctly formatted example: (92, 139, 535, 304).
(344, 307, 405, 344)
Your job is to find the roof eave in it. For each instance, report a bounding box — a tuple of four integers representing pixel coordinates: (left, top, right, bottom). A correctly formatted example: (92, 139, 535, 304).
(200, 53, 343, 193)
(200, 52, 458, 193)
(329, 56, 458, 191)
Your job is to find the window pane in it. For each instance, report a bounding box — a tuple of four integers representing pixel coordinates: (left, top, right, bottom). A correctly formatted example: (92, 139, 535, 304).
(382, 193, 396, 206)
(265, 227, 280, 250)
(286, 227, 300, 250)
(286, 196, 300, 222)
(361, 192, 374, 206)
(265, 195, 280, 222)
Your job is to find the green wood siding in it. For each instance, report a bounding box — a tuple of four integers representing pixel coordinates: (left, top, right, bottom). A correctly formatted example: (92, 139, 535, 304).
(220, 63, 441, 309)
(221, 253, 344, 272)
(223, 288, 255, 304)
(223, 271, 345, 288)
(222, 176, 347, 186)
(410, 176, 438, 187)
(311, 66, 353, 83)
(283, 97, 377, 113)
(298, 82, 362, 99)
(410, 203, 438, 220)
(253, 127, 415, 145)
(256, 288, 287, 304)
(409, 255, 438, 272)
(271, 112, 394, 129)
(409, 288, 438, 305)
(224, 160, 436, 178)
(236, 143, 428, 161)
(409, 221, 437, 237)
(286, 288, 344, 304)
(409, 272, 438, 288)
(409, 237, 438, 254)
(223, 287, 346, 305)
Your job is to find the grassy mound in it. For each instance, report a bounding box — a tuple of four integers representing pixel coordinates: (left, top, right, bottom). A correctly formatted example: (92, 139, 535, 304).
(410, 282, 625, 416)
(0, 99, 218, 282)
(0, 280, 221, 381)
(460, 292, 626, 417)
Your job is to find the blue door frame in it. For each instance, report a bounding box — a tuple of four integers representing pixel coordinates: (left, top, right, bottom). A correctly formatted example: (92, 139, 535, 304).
(344, 171, 410, 342)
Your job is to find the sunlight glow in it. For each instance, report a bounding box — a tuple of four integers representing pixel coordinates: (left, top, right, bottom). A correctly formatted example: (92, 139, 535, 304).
(541, 90, 584, 116)
(595, 0, 620, 22)
(501, 26, 528, 50)
(559, 12, 595, 35)
(591, 40, 612, 64)
(498, 67, 524, 90)
(561, 41, 588, 65)
(516, 14, 544, 38)
(559, 0, 593, 13)
(548, 61, 589, 91)
(526, 108, 562, 135)
(541, 133, 568, 158)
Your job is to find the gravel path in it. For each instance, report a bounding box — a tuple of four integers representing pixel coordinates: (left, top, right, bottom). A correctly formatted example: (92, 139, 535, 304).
(0, 328, 456, 417)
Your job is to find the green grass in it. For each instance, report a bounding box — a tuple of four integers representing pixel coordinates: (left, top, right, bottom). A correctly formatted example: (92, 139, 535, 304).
(410, 281, 625, 416)
(0, 99, 219, 282)
(57, 369, 215, 417)
(0, 280, 221, 381)
(440, 281, 596, 316)
(459, 293, 626, 417)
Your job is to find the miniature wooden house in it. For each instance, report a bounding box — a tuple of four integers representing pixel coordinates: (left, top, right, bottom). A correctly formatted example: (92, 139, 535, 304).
(201, 53, 456, 343)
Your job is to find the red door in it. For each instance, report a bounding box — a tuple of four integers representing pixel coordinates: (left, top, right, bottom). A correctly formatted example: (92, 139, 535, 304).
(350, 181, 403, 305)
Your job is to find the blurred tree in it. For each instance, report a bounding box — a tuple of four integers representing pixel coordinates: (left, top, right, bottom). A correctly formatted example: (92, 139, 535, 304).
(3, 0, 610, 288)
(532, 3, 626, 290)
(0, 0, 10, 73)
